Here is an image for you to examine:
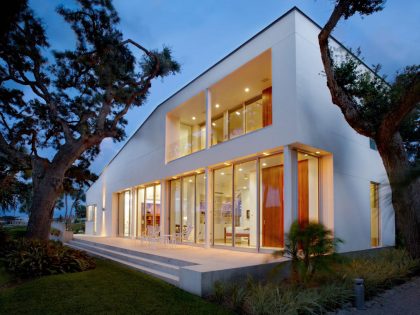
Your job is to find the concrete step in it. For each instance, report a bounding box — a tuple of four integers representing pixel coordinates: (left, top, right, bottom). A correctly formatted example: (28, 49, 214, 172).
(68, 240, 180, 278)
(66, 241, 179, 286)
(69, 238, 194, 267)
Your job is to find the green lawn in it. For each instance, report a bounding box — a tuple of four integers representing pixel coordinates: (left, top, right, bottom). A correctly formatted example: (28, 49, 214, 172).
(0, 258, 232, 315)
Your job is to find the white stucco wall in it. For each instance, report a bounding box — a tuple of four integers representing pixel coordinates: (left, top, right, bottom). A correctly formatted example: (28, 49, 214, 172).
(86, 8, 395, 252)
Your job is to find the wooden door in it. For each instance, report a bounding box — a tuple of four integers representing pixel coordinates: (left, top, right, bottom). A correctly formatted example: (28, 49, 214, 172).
(298, 160, 309, 227)
(262, 165, 284, 247)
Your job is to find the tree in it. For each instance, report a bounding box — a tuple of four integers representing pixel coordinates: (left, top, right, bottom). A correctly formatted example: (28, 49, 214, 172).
(0, 0, 179, 240)
(318, 0, 420, 257)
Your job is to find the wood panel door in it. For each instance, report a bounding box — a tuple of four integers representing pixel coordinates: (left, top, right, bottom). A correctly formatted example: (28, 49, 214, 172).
(298, 160, 309, 227)
(262, 165, 284, 247)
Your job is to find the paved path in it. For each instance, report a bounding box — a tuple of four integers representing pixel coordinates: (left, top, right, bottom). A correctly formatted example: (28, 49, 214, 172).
(336, 277, 420, 315)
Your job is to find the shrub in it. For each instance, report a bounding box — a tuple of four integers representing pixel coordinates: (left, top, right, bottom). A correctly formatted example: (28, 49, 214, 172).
(50, 227, 61, 237)
(0, 225, 10, 254)
(343, 248, 419, 298)
(4, 239, 95, 278)
(275, 220, 342, 284)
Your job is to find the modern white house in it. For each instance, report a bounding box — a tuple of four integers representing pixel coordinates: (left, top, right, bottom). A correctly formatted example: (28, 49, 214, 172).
(78, 7, 395, 293)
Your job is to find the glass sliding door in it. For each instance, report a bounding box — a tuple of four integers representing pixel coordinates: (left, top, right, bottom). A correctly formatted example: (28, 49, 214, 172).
(213, 166, 233, 246)
(196, 173, 206, 243)
(170, 179, 181, 235)
(297, 153, 319, 226)
(145, 186, 155, 231)
(137, 188, 145, 237)
(155, 185, 161, 228)
(260, 154, 284, 248)
(182, 176, 195, 242)
(118, 190, 131, 237)
(234, 160, 257, 248)
(170, 173, 206, 244)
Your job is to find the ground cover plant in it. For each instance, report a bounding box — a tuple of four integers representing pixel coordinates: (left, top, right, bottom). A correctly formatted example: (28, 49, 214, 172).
(210, 221, 420, 315)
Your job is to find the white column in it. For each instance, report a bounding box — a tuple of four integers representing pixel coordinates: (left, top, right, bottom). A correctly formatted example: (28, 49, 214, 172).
(205, 89, 212, 149)
(283, 145, 298, 236)
(204, 167, 213, 248)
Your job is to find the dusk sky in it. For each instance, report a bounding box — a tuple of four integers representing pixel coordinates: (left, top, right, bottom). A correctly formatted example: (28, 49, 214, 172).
(31, 0, 419, 177)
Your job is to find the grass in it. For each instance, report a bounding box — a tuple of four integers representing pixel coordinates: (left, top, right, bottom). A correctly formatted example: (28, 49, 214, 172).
(0, 258, 232, 315)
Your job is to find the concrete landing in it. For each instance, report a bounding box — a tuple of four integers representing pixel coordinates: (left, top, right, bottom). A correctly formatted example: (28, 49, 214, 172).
(70, 235, 288, 296)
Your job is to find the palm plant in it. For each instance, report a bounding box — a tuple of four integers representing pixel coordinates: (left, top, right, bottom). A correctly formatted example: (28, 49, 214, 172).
(275, 220, 343, 284)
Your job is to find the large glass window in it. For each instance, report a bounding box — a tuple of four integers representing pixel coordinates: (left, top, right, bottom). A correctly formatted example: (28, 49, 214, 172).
(297, 153, 319, 226)
(370, 182, 380, 247)
(196, 173, 206, 244)
(210, 50, 272, 145)
(118, 190, 131, 237)
(166, 92, 206, 161)
(170, 179, 181, 236)
(182, 175, 196, 242)
(137, 188, 145, 237)
(213, 166, 233, 246)
(260, 154, 284, 248)
(169, 173, 205, 243)
(234, 161, 257, 248)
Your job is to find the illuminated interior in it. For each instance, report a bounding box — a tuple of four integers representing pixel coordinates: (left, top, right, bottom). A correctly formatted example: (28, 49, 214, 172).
(210, 50, 272, 145)
(370, 182, 380, 247)
(166, 92, 206, 161)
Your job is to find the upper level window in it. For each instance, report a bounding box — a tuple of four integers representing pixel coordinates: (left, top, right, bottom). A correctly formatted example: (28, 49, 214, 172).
(210, 49, 272, 145)
(369, 138, 377, 150)
(166, 92, 206, 161)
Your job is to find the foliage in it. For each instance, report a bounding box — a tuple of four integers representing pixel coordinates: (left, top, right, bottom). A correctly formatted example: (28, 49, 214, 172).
(3, 239, 95, 278)
(0, 0, 179, 239)
(50, 227, 61, 236)
(342, 249, 420, 298)
(212, 249, 419, 315)
(0, 259, 232, 315)
(320, 0, 420, 258)
(275, 221, 342, 283)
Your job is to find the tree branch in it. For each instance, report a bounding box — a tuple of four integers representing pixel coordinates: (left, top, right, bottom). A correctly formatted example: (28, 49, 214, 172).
(318, 1, 374, 137)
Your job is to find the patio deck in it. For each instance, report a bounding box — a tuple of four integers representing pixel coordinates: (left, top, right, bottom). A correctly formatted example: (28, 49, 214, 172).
(70, 235, 288, 296)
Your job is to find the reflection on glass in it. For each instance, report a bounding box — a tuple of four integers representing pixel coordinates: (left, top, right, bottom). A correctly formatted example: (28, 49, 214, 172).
(118, 191, 131, 237)
(182, 176, 195, 242)
(229, 107, 244, 139)
(196, 173, 206, 243)
(166, 92, 206, 161)
(211, 116, 224, 145)
(155, 185, 161, 228)
(170, 180, 181, 235)
(137, 188, 145, 237)
(245, 97, 263, 132)
(213, 166, 233, 246)
(234, 161, 257, 248)
(297, 153, 319, 226)
(145, 186, 154, 230)
(260, 154, 284, 248)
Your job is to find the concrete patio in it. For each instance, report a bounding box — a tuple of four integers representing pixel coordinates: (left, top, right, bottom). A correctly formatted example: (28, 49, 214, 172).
(68, 235, 288, 296)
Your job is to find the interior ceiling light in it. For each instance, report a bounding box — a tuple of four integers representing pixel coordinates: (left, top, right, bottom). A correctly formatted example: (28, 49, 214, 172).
(315, 151, 321, 154)
(224, 162, 231, 166)
(221, 172, 225, 176)
(192, 116, 196, 120)
(243, 186, 247, 189)
(212, 122, 216, 126)
(304, 154, 308, 157)
(262, 152, 269, 156)
(235, 111, 241, 116)
(189, 179, 193, 183)
(172, 176, 178, 179)
(215, 104, 220, 108)
(244, 87, 250, 92)
(262, 163, 267, 166)
(239, 168, 243, 172)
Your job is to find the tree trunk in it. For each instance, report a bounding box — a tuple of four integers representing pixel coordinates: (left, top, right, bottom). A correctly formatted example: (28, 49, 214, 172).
(377, 132, 420, 258)
(26, 160, 65, 240)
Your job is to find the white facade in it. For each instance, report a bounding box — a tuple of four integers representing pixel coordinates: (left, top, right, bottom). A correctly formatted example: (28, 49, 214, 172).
(85, 8, 395, 253)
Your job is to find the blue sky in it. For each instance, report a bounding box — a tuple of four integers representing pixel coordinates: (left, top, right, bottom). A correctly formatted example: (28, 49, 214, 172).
(15, 0, 417, 218)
